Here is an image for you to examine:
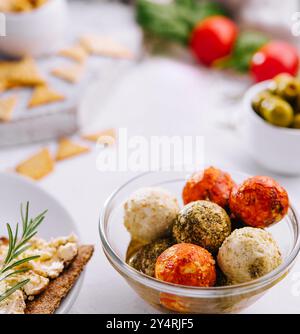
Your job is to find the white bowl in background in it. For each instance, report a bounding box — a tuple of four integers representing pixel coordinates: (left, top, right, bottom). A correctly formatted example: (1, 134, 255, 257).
(242, 80, 300, 175)
(0, 0, 67, 57)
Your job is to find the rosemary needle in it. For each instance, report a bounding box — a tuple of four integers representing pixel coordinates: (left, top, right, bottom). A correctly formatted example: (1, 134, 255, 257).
(0, 202, 47, 303)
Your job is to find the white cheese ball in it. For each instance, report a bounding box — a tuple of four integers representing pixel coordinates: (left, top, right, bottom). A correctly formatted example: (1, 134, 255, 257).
(124, 187, 179, 243)
(217, 227, 282, 284)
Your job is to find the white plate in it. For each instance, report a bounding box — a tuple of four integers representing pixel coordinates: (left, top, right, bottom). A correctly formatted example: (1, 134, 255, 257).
(0, 172, 83, 314)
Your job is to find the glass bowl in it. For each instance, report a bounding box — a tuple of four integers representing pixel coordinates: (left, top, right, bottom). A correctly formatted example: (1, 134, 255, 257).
(99, 170, 300, 313)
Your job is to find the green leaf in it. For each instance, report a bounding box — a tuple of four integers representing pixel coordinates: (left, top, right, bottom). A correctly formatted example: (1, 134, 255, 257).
(136, 0, 227, 45)
(4, 224, 14, 265)
(2, 255, 40, 273)
(217, 31, 270, 72)
(0, 279, 30, 303)
(0, 268, 30, 282)
(0, 202, 47, 303)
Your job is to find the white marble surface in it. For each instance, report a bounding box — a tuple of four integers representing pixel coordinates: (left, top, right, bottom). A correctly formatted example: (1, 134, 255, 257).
(1, 1, 300, 314)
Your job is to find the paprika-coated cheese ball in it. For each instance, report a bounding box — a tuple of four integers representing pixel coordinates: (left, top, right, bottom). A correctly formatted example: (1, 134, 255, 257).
(159, 293, 190, 313)
(182, 166, 236, 209)
(155, 243, 216, 287)
(229, 176, 289, 228)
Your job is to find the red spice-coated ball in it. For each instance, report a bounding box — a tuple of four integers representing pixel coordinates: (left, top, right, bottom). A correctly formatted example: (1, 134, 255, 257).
(159, 293, 190, 313)
(182, 166, 236, 208)
(229, 176, 289, 228)
(155, 243, 216, 287)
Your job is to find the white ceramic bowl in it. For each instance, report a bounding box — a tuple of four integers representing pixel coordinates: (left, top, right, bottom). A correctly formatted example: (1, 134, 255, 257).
(242, 81, 300, 175)
(0, 0, 67, 57)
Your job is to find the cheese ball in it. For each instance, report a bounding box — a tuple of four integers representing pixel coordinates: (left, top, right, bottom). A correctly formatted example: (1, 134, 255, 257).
(128, 237, 174, 277)
(182, 166, 236, 209)
(173, 200, 231, 254)
(159, 293, 190, 312)
(229, 176, 289, 228)
(124, 187, 179, 243)
(155, 243, 216, 287)
(217, 227, 282, 284)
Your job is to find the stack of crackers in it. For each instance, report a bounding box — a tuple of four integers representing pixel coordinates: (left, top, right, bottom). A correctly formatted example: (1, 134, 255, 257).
(0, 35, 133, 123)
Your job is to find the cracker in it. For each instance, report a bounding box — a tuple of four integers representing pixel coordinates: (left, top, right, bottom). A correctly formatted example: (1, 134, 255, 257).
(82, 128, 116, 146)
(59, 44, 88, 63)
(16, 148, 54, 180)
(6, 57, 45, 87)
(28, 84, 65, 108)
(51, 64, 84, 84)
(56, 138, 90, 161)
(25, 245, 94, 314)
(80, 34, 133, 59)
(0, 95, 18, 122)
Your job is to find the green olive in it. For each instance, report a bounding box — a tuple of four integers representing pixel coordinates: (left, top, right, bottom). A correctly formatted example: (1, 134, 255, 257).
(251, 90, 273, 115)
(292, 114, 300, 129)
(261, 96, 294, 127)
(269, 73, 300, 101)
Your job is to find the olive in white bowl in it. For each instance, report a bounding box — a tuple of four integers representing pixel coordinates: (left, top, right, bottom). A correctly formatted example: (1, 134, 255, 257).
(242, 80, 300, 175)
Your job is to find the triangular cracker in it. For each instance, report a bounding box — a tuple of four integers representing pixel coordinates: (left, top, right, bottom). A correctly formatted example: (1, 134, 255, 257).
(28, 84, 65, 108)
(82, 128, 116, 146)
(80, 35, 133, 59)
(51, 64, 84, 84)
(0, 95, 18, 122)
(56, 138, 90, 161)
(59, 44, 88, 63)
(7, 57, 45, 87)
(16, 148, 54, 180)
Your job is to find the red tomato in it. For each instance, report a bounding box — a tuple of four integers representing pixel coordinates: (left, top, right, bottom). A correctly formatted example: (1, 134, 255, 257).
(250, 41, 299, 82)
(190, 16, 237, 66)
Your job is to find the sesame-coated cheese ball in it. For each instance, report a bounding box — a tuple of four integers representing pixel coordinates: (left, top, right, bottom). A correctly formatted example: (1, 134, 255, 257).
(217, 227, 282, 284)
(229, 176, 289, 228)
(173, 200, 231, 254)
(182, 167, 236, 209)
(155, 243, 216, 287)
(124, 187, 180, 243)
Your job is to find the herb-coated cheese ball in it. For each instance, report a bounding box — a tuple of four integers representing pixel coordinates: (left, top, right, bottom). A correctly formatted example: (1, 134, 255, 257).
(124, 187, 179, 243)
(155, 243, 216, 287)
(182, 167, 236, 209)
(217, 227, 282, 284)
(128, 237, 174, 277)
(229, 176, 289, 228)
(173, 200, 231, 254)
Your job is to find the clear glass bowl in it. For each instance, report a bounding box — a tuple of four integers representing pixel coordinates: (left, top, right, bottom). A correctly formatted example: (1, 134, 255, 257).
(99, 170, 300, 313)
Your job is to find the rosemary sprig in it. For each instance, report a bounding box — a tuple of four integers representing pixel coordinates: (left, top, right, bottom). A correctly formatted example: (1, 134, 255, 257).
(0, 202, 47, 303)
